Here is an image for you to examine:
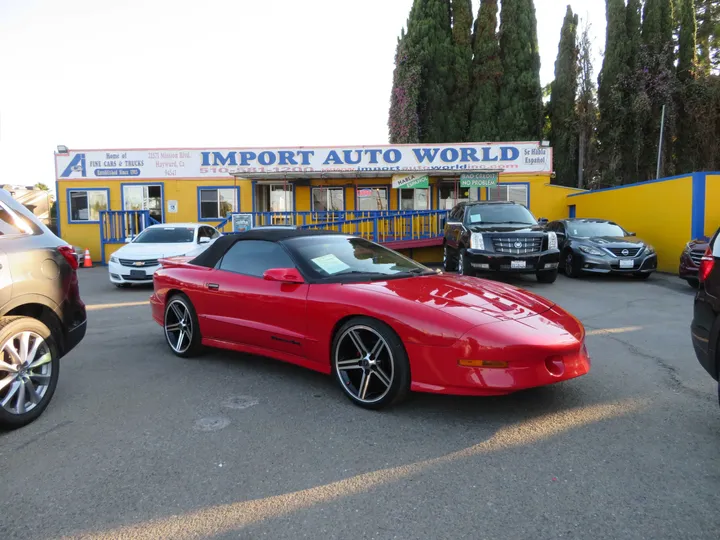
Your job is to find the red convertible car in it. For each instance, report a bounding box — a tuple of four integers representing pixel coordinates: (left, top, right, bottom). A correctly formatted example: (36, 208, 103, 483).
(150, 230, 590, 409)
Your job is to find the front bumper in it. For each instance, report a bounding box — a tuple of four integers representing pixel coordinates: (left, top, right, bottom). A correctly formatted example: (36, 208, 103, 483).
(578, 252, 657, 274)
(108, 260, 160, 285)
(407, 307, 590, 396)
(465, 248, 560, 273)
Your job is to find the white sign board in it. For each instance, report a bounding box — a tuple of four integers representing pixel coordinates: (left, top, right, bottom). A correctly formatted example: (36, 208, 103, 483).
(55, 143, 552, 180)
(167, 200, 178, 213)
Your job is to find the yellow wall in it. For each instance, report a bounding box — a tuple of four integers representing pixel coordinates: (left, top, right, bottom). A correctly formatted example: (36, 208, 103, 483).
(705, 174, 720, 237)
(567, 176, 693, 273)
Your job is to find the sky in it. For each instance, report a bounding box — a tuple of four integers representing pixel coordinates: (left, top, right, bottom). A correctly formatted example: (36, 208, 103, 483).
(0, 0, 606, 190)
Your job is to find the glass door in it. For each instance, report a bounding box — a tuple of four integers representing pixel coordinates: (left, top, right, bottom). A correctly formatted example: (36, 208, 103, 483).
(123, 184, 163, 223)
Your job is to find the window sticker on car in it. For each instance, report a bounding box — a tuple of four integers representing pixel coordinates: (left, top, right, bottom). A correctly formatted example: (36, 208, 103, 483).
(469, 214, 482, 223)
(311, 254, 351, 275)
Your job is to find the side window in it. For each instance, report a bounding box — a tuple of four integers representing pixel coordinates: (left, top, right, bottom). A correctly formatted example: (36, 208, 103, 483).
(218, 240, 296, 277)
(450, 206, 463, 222)
(209, 227, 220, 239)
(0, 201, 36, 236)
(557, 222, 566, 235)
(199, 226, 214, 240)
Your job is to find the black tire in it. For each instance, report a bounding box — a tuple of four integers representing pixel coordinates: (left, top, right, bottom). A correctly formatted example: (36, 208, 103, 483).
(536, 269, 558, 283)
(687, 278, 700, 289)
(633, 272, 652, 280)
(163, 293, 203, 358)
(458, 247, 474, 276)
(0, 316, 60, 429)
(564, 251, 581, 278)
(331, 316, 410, 410)
(442, 243, 457, 272)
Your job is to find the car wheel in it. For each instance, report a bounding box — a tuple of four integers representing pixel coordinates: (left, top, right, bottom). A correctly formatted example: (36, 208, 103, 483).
(536, 269, 558, 283)
(163, 294, 203, 358)
(332, 317, 410, 410)
(633, 272, 651, 280)
(564, 251, 581, 278)
(0, 316, 60, 429)
(458, 248, 474, 276)
(442, 244, 457, 272)
(687, 278, 700, 289)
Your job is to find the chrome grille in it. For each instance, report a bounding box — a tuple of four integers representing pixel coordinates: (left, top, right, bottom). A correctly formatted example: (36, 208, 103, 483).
(492, 237, 542, 255)
(119, 258, 159, 267)
(606, 247, 641, 257)
(690, 251, 704, 266)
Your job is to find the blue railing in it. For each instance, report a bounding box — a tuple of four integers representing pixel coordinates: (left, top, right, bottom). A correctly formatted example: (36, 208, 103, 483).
(215, 210, 410, 233)
(100, 210, 160, 243)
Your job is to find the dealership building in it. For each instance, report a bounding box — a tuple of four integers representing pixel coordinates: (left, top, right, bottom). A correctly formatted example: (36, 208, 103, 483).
(53, 142, 718, 272)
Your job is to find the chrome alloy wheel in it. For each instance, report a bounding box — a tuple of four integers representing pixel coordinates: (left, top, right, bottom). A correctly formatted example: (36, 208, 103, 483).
(0, 331, 53, 415)
(458, 251, 464, 274)
(335, 325, 394, 404)
(165, 299, 193, 354)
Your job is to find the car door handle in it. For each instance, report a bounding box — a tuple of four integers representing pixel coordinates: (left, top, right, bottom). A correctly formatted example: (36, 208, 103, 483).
(206, 283, 219, 291)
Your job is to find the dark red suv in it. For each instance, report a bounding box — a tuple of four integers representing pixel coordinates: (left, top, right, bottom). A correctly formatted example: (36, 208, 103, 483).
(691, 228, 720, 406)
(679, 238, 710, 288)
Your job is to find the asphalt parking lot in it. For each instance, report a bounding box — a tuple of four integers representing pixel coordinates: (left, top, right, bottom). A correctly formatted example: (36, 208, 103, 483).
(1, 268, 719, 540)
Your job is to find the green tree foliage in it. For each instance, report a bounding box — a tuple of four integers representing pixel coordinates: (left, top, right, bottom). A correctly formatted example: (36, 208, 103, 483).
(389, 0, 461, 143)
(468, 0, 501, 141)
(577, 20, 600, 188)
(696, 0, 720, 73)
(34, 183, 51, 191)
(451, 0, 473, 139)
(549, 6, 579, 187)
(389, 31, 421, 143)
(597, 0, 629, 183)
(678, 0, 699, 79)
(497, 0, 543, 140)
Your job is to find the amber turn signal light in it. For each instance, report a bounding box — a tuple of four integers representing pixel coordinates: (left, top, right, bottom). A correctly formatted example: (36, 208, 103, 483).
(458, 359, 509, 368)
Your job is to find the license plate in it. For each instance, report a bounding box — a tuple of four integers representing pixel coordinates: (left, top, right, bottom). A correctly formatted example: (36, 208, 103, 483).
(511, 260, 526, 269)
(130, 269, 147, 278)
(619, 259, 634, 269)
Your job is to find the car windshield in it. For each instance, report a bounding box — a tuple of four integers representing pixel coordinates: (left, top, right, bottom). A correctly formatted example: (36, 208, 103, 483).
(569, 221, 627, 238)
(283, 236, 433, 281)
(133, 227, 195, 243)
(465, 204, 537, 226)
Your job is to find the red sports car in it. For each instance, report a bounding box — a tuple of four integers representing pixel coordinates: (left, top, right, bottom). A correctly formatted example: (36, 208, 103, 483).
(150, 230, 590, 409)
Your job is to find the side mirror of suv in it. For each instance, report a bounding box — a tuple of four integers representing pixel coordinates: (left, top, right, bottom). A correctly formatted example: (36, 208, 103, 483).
(538, 217, 549, 226)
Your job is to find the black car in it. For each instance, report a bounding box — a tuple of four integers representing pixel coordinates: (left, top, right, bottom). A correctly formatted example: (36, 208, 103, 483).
(691, 228, 720, 406)
(545, 218, 657, 279)
(442, 201, 560, 283)
(0, 189, 87, 428)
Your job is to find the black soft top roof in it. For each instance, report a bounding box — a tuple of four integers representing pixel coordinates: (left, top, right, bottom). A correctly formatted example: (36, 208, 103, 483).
(190, 229, 345, 268)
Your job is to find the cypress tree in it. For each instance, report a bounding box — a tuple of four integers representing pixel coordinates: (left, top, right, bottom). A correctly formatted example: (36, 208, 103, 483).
(577, 20, 599, 188)
(597, 0, 629, 183)
(497, 0, 543, 140)
(696, 0, 720, 74)
(549, 6, 579, 187)
(468, 0, 502, 141)
(678, 0, 698, 80)
(451, 0, 473, 139)
(388, 0, 462, 143)
(389, 31, 422, 143)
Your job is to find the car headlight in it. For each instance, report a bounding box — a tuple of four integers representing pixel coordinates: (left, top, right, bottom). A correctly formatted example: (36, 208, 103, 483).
(578, 245, 605, 256)
(645, 244, 655, 254)
(110, 255, 118, 263)
(470, 232, 485, 250)
(547, 231, 558, 250)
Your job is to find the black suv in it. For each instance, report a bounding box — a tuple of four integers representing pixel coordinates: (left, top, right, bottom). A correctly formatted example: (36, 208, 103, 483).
(0, 189, 87, 428)
(691, 228, 720, 406)
(442, 201, 560, 283)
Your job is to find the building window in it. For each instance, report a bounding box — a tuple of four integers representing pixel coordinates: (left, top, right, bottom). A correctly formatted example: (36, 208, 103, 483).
(312, 187, 344, 212)
(488, 184, 529, 207)
(69, 189, 108, 222)
(123, 184, 163, 223)
(356, 187, 388, 211)
(199, 188, 238, 220)
(438, 183, 479, 210)
(399, 188, 429, 211)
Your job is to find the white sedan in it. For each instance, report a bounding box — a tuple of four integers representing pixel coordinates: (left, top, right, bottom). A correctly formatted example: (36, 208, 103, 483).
(109, 223, 220, 288)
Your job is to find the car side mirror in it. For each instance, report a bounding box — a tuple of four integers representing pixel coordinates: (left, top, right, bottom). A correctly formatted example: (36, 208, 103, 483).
(538, 217, 548, 225)
(198, 236, 211, 244)
(263, 268, 304, 284)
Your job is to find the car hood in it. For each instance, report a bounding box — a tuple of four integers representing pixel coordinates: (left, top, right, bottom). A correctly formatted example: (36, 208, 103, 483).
(584, 235, 646, 246)
(114, 242, 198, 259)
(469, 224, 544, 233)
(346, 274, 555, 324)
